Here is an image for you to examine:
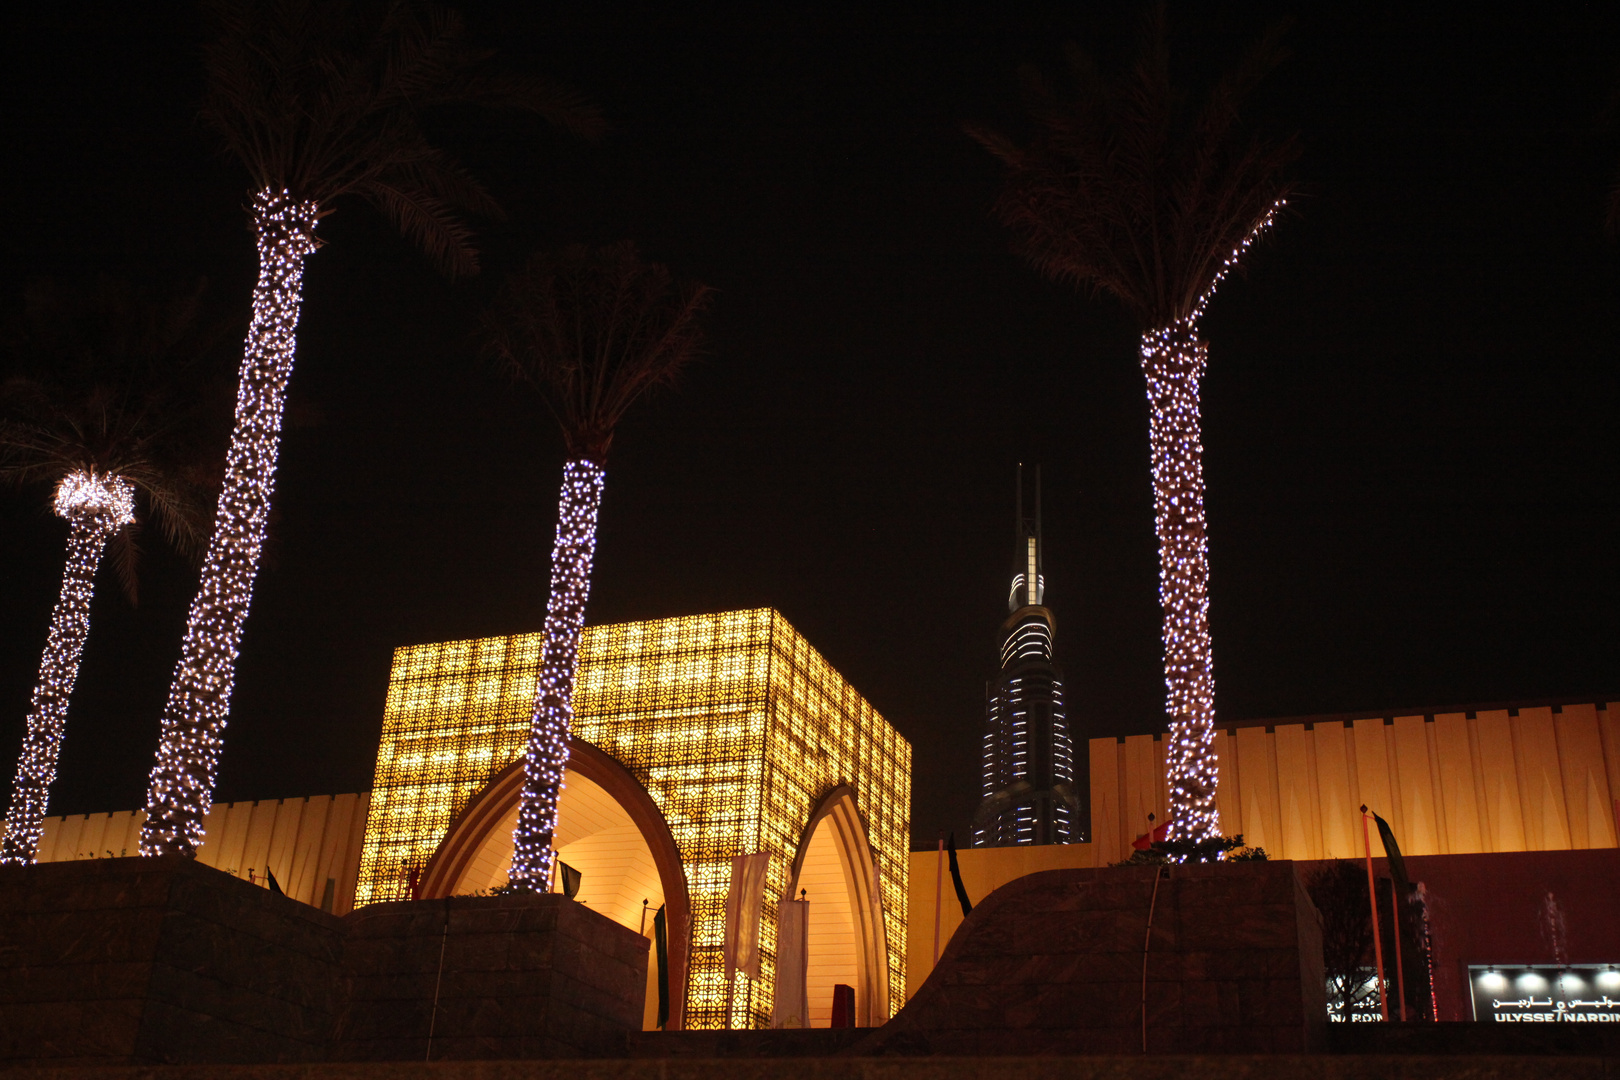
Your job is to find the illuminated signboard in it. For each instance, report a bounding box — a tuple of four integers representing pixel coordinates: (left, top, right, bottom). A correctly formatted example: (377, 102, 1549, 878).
(1469, 966, 1620, 1023)
(1327, 971, 1383, 1022)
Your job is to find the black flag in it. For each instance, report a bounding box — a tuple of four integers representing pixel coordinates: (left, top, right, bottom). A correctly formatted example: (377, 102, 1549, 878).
(653, 903, 670, 1029)
(947, 832, 973, 916)
(1371, 813, 1412, 895)
(265, 868, 284, 896)
(559, 861, 582, 900)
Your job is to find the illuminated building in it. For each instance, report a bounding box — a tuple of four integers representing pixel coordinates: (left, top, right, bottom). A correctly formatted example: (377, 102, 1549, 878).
(352, 608, 909, 1030)
(973, 466, 1082, 847)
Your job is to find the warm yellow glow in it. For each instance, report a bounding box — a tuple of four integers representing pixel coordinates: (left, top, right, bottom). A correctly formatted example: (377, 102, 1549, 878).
(353, 608, 910, 1029)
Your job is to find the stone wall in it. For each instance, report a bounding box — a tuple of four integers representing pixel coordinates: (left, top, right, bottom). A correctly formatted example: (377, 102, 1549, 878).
(0, 858, 648, 1067)
(0, 855, 345, 1066)
(332, 892, 648, 1061)
(861, 861, 1326, 1055)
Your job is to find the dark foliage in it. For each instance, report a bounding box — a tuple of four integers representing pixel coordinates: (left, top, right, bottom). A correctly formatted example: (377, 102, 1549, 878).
(0, 279, 225, 603)
(1114, 832, 1267, 866)
(482, 242, 712, 462)
(967, 3, 1297, 329)
(1307, 860, 1375, 1018)
(202, 0, 603, 278)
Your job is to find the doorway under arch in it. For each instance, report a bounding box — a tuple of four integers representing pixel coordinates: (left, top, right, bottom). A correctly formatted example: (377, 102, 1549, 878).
(419, 739, 691, 1030)
(783, 785, 891, 1027)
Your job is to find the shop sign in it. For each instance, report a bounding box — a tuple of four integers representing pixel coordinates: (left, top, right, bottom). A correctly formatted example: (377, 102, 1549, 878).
(1469, 965, 1620, 1022)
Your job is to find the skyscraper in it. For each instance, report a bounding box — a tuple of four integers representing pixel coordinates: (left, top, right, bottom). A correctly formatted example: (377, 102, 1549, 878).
(972, 465, 1085, 846)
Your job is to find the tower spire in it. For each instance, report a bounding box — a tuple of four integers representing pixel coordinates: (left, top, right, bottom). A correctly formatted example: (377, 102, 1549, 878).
(1015, 462, 1023, 539)
(1035, 463, 1043, 585)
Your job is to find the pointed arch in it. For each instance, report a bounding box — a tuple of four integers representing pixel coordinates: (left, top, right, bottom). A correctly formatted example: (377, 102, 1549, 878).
(418, 738, 691, 1029)
(783, 784, 890, 1026)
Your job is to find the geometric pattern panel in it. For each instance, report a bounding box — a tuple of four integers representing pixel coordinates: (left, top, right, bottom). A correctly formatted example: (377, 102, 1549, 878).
(352, 608, 909, 1029)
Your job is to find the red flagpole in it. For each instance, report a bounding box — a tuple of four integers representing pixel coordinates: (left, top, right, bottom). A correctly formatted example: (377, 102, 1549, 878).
(1389, 872, 1407, 1021)
(1361, 806, 1389, 1022)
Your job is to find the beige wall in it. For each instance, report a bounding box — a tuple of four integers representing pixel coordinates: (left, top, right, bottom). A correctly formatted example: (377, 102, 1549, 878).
(38, 792, 371, 915)
(1089, 702, 1620, 866)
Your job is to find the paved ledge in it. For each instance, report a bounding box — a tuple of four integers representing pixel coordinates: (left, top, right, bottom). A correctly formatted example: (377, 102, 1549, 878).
(624, 1030, 871, 1057)
(2, 1056, 1617, 1080)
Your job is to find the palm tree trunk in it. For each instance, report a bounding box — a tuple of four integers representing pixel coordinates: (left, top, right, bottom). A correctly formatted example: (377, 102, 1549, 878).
(509, 459, 606, 891)
(1140, 320, 1222, 843)
(1, 515, 119, 863)
(139, 188, 319, 857)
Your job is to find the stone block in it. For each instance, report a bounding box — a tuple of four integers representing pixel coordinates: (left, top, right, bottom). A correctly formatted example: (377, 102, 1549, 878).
(331, 892, 647, 1061)
(860, 861, 1327, 1056)
(0, 856, 345, 1067)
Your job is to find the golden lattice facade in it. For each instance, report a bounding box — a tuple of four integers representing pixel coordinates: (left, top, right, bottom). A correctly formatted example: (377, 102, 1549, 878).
(353, 608, 911, 1028)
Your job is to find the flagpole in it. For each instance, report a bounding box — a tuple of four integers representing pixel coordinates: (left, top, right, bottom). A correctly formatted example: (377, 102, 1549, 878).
(1361, 806, 1389, 1022)
(933, 831, 945, 966)
(1389, 874, 1407, 1021)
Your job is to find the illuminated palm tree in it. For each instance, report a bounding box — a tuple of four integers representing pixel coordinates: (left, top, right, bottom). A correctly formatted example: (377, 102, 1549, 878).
(0, 279, 214, 863)
(971, 8, 1295, 841)
(140, 0, 602, 857)
(482, 242, 711, 891)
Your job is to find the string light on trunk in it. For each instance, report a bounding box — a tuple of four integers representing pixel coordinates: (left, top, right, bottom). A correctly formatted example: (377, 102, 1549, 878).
(1, 470, 135, 864)
(1147, 199, 1284, 845)
(140, 187, 319, 857)
(507, 458, 606, 890)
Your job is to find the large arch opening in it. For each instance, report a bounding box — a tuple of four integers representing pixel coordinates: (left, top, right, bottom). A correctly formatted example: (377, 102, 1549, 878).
(419, 740, 691, 1030)
(784, 786, 890, 1027)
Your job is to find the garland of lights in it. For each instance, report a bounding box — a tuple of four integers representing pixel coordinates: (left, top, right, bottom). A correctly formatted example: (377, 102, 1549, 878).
(139, 188, 319, 857)
(1, 471, 135, 864)
(1147, 199, 1284, 845)
(507, 458, 606, 890)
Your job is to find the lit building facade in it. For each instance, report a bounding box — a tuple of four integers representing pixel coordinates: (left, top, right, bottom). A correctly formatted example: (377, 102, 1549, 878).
(973, 467, 1083, 846)
(351, 608, 910, 1030)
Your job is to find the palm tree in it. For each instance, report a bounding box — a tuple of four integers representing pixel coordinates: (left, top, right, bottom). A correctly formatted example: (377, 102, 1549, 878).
(0, 279, 215, 864)
(139, 0, 602, 856)
(970, 8, 1296, 842)
(481, 242, 711, 891)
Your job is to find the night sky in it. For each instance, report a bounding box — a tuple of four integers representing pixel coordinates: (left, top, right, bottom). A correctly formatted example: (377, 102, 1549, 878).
(2, 3, 1618, 850)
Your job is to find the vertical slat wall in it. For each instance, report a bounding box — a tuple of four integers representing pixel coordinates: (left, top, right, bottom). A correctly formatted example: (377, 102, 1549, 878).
(36, 791, 371, 914)
(1088, 702, 1619, 862)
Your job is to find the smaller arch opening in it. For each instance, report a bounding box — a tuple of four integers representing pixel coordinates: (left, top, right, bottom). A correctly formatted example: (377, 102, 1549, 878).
(784, 786, 890, 1027)
(420, 741, 690, 1030)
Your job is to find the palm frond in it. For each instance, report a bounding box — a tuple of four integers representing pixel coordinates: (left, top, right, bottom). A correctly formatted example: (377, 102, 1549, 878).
(108, 526, 143, 607)
(201, 0, 599, 277)
(451, 74, 607, 141)
(970, 4, 1296, 327)
(355, 175, 480, 279)
(0, 278, 227, 589)
(482, 242, 712, 462)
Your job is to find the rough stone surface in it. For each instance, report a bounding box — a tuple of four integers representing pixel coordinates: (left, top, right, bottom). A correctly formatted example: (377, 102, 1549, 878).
(0, 860, 648, 1066)
(0, 1056, 1615, 1080)
(0, 856, 346, 1066)
(857, 861, 1327, 1056)
(625, 1029, 871, 1057)
(1328, 1023, 1620, 1057)
(331, 892, 649, 1061)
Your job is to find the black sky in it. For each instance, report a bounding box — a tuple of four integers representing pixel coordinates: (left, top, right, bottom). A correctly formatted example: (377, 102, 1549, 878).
(2, 2, 1618, 850)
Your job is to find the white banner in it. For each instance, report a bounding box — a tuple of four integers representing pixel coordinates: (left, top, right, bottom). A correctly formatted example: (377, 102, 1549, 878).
(724, 852, 771, 981)
(772, 897, 810, 1028)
